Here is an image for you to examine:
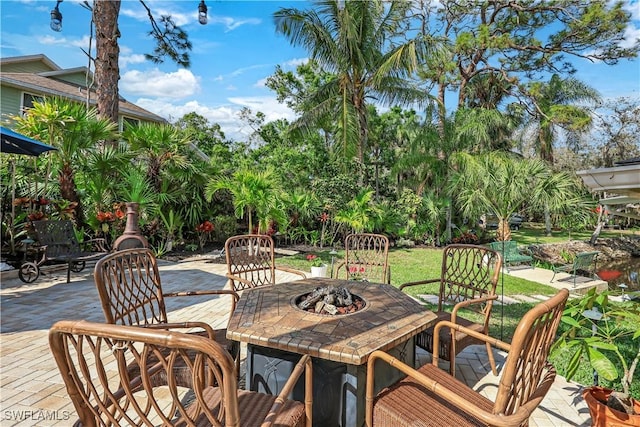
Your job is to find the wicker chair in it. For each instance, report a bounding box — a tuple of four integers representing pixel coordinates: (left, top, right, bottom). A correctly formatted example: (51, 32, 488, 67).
(400, 244, 502, 376)
(94, 247, 240, 382)
(366, 288, 569, 427)
(334, 233, 390, 283)
(225, 234, 306, 292)
(50, 320, 313, 427)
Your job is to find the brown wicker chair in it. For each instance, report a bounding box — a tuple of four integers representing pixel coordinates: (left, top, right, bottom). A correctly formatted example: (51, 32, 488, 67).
(400, 244, 502, 376)
(225, 234, 306, 292)
(334, 233, 390, 283)
(50, 320, 313, 427)
(94, 247, 240, 382)
(366, 288, 569, 427)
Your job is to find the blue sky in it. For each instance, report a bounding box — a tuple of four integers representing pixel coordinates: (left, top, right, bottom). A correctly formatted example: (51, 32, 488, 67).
(1, 0, 639, 141)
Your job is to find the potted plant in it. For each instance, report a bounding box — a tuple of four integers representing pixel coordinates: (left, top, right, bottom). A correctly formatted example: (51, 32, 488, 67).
(307, 254, 328, 278)
(551, 288, 640, 426)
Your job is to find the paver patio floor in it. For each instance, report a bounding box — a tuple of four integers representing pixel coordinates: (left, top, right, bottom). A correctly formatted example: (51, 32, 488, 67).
(0, 258, 591, 426)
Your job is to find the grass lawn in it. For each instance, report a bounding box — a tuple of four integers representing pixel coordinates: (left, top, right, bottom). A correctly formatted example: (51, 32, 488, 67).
(278, 225, 640, 397)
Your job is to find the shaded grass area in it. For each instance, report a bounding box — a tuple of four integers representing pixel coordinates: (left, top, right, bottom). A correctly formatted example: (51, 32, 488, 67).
(510, 223, 639, 246)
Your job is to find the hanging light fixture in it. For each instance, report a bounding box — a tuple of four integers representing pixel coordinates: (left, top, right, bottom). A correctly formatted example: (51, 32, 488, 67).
(198, 0, 208, 25)
(50, 0, 63, 32)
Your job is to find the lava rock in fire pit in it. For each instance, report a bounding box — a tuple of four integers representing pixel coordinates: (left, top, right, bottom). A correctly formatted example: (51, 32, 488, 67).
(297, 286, 364, 315)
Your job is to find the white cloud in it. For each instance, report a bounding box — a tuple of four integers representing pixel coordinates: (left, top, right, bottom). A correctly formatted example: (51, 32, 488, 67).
(121, 5, 192, 26)
(120, 53, 147, 68)
(209, 16, 261, 32)
(120, 68, 200, 98)
(213, 64, 271, 83)
(135, 98, 248, 139)
(70, 35, 92, 49)
(621, 25, 640, 49)
(133, 96, 296, 141)
(227, 96, 297, 123)
(117, 46, 146, 68)
(283, 58, 308, 68)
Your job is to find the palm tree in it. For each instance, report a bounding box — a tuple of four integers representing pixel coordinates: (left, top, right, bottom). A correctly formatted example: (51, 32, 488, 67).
(205, 168, 286, 234)
(523, 74, 601, 165)
(334, 189, 380, 233)
(14, 97, 117, 225)
(520, 74, 600, 235)
(122, 123, 190, 193)
(274, 0, 434, 174)
(448, 151, 582, 241)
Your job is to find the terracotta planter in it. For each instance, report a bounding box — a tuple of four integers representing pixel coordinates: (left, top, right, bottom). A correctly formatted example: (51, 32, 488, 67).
(583, 386, 640, 426)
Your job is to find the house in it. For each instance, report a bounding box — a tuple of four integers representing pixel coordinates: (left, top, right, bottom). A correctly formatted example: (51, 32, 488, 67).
(577, 158, 640, 222)
(577, 158, 640, 242)
(0, 54, 165, 128)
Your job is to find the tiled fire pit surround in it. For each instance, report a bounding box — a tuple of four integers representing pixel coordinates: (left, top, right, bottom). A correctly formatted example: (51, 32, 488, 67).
(227, 277, 437, 426)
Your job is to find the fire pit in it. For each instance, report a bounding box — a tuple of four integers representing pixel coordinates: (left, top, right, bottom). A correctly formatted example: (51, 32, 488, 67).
(295, 285, 366, 315)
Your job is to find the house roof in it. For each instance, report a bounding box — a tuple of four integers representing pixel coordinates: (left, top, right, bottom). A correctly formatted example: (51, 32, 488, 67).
(1, 54, 165, 123)
(1, 72, 165, 123)
(577, 160, 640, 221)
(0, 54, 60, 71)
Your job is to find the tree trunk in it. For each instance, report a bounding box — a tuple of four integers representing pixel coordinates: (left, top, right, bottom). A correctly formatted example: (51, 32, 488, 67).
(59, 163, 84, 227)
(544, 204, 552, 237)
(94, 0, 121, 130)
(497, 218, 511, 241)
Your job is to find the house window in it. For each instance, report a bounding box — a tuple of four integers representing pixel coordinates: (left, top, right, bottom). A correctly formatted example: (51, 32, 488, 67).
(21, 93, 43, 114)
(121, 116, 140, 131)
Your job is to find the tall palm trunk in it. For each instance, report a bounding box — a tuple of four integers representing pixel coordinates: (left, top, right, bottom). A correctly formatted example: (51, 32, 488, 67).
(94, 0, 121, 128)
(497, 218, 512, 241)
(59, 163, 85, 226)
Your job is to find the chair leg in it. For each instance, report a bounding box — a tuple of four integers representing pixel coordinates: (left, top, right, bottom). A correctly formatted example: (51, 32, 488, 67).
(486, 342, 497, 376)
(449, 354, 456, 377)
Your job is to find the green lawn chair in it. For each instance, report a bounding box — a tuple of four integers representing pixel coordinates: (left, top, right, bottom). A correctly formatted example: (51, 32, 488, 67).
(551, 251, 600, 287)
(488, 240, 533, 271)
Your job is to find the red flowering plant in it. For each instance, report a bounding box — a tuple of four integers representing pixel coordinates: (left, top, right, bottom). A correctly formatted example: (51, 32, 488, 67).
(196, 220, 214, 250)
(348, 265, 367, 281)
(96, 211, 116, 233)
(26, 210, 46, 222)
(306, 254, 325, 267)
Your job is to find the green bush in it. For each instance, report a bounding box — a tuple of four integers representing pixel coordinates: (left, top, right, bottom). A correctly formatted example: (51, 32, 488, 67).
(213, 215, 238, 242)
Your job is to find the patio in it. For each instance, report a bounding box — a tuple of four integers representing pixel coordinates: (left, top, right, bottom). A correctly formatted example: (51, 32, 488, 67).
(0, 257, 591, 426)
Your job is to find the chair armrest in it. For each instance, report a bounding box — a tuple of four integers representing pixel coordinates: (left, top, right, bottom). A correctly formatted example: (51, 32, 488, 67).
(276, 266, 307, 279)
(432, 320, 511, 368)
(366, 350, 552, 427)
(398, 278, 440, 291)
(82, 238, 109, 252)
(226, 273, 256, 289)
(261, 354, 313, 427)
(450, 294, 498, 321)
(164, 289, 239, 314)
(142, 322, 217, 341)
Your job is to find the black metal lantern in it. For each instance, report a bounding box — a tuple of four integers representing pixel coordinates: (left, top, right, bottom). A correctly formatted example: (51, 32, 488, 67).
(50, 0, 63, 32)
(198, 0, 208, 25)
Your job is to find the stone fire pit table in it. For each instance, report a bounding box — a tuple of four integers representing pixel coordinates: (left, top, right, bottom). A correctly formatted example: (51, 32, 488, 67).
(226, 277, 437, 427)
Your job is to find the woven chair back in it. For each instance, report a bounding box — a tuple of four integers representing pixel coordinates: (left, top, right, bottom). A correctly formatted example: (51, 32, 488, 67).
(344, 233, 390, 283)
(495, 288, 569, 415)
(94, 248, 168, 326)
(225, 234, 277, 291)
(49, 320, 239, 427)
(438, 244, 501, 317)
